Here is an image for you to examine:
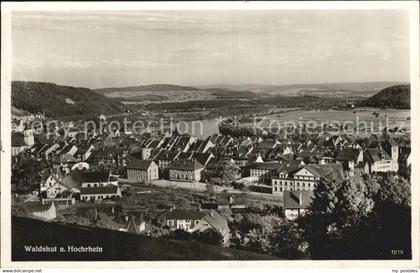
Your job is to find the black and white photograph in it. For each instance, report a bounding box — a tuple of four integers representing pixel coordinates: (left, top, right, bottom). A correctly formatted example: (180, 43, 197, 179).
(1, 1, 419, 270)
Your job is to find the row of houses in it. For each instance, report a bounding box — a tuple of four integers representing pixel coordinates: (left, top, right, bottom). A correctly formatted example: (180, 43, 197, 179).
(40, 170, 121, 202)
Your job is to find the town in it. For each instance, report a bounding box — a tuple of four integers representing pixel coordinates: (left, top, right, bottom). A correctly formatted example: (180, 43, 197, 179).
(11, 108, 412, 259)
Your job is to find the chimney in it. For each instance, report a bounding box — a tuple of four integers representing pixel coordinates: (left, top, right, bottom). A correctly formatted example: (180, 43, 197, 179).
(298, 192, 302, 205)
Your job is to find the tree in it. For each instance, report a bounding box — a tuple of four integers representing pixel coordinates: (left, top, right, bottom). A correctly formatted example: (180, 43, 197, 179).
(303, 179, 341, 259)
(228, 213, 308, 259)
(200, 169, 213, 183)
(204, 182, 215, 198)
(303, 177, 375, 259)
(261, 215, 308, 259)
(168, 229, 191, 241)
(370, 174, 411, 259)
(191, 229, 223, 246)
(218, 160, 240, 187)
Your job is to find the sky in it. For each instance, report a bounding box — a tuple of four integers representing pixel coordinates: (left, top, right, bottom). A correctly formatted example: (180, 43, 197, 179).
(12, 10, 410, 89)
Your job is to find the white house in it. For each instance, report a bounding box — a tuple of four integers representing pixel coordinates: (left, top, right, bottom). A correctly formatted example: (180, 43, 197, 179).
(272, 164, 344, 195)
(80, 184, 121, 202)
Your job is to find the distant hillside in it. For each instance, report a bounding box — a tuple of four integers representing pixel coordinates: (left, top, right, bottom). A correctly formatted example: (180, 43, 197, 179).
(198, 81, 406, 97)
(95, 84, 259, 102)
(360, 85, 410, 109)
(12, 81, 125, 118)
(95, 84, 200, 93)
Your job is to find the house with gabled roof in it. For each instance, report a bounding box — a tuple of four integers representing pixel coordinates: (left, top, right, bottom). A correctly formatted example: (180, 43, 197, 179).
(11, 132, 28, 156)
(126, 159, 159, 182)
(364, 148, 396, 174)
(168, 159, 204, 182)
(192, 210, 231, 244)
(334, 148, 363, 177)
(208, 134, 233, 147)
(124, 215, 150, 234)
(80, 184, 121, 202)
(159, 208, 207, 231)
(188, 139, 215, 154)
(283, 190, 314, 220)
(154, 149, 180, 170)
(193, 152, 214, 167)
(249, 162, 280, 183)
(66, 170, 117, 190)
(40, 169, 67, 198)
(272, 163, 344, 195)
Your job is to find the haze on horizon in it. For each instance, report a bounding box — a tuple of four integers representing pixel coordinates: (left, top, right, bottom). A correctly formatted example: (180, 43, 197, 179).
(12, 10, 410, 89)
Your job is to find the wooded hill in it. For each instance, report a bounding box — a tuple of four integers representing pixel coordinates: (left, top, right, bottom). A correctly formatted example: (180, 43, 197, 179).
(12, 81, 125, 118)
(360, 84, 410, 109)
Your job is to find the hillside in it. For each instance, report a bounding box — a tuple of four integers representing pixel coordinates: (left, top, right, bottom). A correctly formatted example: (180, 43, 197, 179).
(12, 81, 125, 118)
(197, 81, 406, 97)
(95, 84, 200, 93)
(360, 84, 410, 109)
(13, 216, 275, 261)
(95, 84, 259, 102)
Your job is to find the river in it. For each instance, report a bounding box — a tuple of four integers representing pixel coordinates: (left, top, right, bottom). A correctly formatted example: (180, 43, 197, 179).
(171, 118, 220, 139)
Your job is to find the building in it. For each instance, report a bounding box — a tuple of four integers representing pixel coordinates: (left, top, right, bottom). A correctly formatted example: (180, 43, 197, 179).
(168, 159, 204, 182)
(272, 164, 344, 195)
(188, 139, 215, 154)
(54, 170, 119, 201)
(80, 184, 121, 201)
(75, 170, 116, 188)
(283, 190, 314, 220)
(154, 150, 180, 171)
(11, 132, 28, 156)
(41, 175, 71, 199)
(249, 162, 280, 183)
(23, 128, 35, 146)
(141, 147, 154, 160)
(193, 152, 214, 167)
(334, 148, 363, 177)
(160, 209, 207, 231)
(126, 159, 159, 182)
(123, 216, 149, 234)
(364, 148, 396, 174)
(191, 210, 231, 244)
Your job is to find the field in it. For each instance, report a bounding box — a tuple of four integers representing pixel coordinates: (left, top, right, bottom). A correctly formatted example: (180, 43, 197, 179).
(108, 90, 219, 103)
(244, 107, 411, 135)
(118, 182, 282, 221)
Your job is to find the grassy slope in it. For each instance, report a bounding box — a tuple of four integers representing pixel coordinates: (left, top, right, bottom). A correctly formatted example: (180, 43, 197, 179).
(12, 216, 275, 261)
